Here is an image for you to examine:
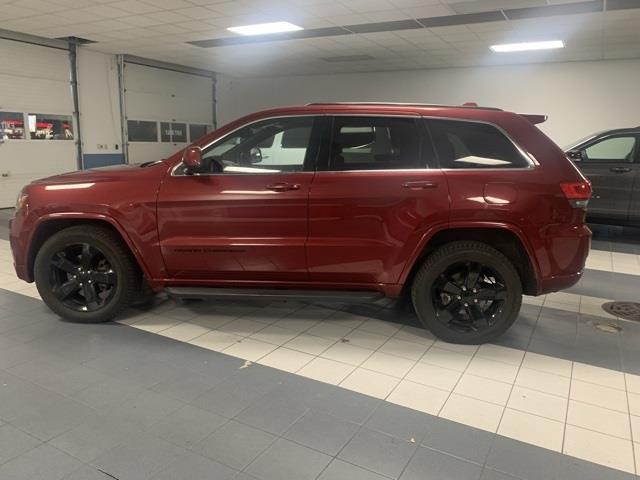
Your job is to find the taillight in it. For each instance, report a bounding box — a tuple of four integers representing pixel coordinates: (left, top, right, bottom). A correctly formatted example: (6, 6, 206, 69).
(560, 181, 591, 208)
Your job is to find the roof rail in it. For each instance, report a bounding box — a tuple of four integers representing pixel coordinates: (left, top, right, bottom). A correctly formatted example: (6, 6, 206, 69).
(305, 102, 504, 111)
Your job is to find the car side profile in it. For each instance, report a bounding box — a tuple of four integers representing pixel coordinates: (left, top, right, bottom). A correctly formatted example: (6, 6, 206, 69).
(9, 103, 592, 344)
(566, 127, 640, 227)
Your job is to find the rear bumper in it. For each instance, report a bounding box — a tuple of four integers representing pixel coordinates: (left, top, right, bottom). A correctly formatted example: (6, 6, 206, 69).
(534, 223, 591, 295)
(538, 271, 582, 295)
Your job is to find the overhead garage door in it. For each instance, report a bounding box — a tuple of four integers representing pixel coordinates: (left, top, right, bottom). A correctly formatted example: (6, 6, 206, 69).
(124, 63, 214, 164)
(0, 39, 77, 207)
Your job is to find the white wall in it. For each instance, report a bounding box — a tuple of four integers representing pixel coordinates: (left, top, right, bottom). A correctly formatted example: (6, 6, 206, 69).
(217, 59, 640, 148)
(77, 49, 123, 164)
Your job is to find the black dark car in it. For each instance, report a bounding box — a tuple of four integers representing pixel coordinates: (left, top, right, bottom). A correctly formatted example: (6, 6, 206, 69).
(566, 127, 640, 226)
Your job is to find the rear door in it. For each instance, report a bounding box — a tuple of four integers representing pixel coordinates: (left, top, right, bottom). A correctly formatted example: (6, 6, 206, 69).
(574, 134, 638, 222)
(307, 115, 449, 285)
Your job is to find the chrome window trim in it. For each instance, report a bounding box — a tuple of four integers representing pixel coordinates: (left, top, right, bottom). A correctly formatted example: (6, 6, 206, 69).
(171, 112, 537, 176)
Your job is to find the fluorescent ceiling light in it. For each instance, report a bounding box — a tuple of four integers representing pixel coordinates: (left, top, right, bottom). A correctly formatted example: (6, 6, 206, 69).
(490, 40, 564, 53)
(227, 21, 303, 36)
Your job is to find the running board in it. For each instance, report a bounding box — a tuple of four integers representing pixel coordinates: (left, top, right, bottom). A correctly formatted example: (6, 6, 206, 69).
(165, 287, 384, 303)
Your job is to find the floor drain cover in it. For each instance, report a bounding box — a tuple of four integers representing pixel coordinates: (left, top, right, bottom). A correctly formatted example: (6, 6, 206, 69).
(602, 302, 640, 322)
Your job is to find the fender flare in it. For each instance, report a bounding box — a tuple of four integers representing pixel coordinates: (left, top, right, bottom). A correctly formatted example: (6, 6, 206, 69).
(28, 212, 154, 282)
(398, 221, 542, 286)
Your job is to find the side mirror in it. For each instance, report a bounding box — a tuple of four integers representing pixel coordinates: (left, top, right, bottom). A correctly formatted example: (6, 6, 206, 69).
(183, 146, 202, 172)
(568, 150, 584, 162)
(249, 147, 262, 164)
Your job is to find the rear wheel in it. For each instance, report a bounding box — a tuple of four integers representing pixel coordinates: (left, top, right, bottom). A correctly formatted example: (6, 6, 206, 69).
(411, 241, 522, 344)
(34, 225, 140, 323)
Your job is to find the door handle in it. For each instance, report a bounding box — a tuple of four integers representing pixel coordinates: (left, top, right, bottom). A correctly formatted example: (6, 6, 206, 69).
(265, 182, 301, 192)
(401, 181, 438, 190)
(610, 167, 632, 173)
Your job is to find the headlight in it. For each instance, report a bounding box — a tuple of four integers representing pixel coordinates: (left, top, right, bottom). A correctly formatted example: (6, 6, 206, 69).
(15, 190, 29, 210)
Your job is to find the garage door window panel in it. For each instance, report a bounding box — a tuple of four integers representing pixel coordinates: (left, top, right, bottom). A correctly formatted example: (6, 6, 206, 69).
(0, 112, 25, 140)
(428, 119, 528, 168)
(199, 116, 317, 174)
(328, 116, 423, 171)
(584, 136, 637, 163)
(128, 120, 158, 142)
(28, 114, 73, 140)
(161, 122, 187, 143)
(189, 124, 211, 143)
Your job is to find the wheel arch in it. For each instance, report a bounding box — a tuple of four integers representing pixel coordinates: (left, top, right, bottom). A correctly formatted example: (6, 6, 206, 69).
(400, 223, 540, 296)
(26, 214, 151, 283)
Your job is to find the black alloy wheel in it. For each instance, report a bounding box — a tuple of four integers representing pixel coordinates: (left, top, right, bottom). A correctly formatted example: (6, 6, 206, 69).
(411, 241, 522, 344)
(49, 243, 117, 312)
(431, 261, 508, 334)
(34, 225, 140, 323)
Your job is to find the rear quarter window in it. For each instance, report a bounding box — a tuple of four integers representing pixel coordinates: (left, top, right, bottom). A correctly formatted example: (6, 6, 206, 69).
(427, 119, 529, 169)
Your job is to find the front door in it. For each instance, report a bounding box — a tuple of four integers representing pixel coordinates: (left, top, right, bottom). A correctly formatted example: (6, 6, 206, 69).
(307, 115, 449, 285)
(575, 134, 638, 222)
(157, 115, 323, 282)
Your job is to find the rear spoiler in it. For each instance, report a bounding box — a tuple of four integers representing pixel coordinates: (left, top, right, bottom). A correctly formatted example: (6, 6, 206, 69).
(520, 113, 547, 125)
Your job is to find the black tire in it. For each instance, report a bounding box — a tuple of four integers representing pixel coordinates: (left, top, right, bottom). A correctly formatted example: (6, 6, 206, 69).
(411, 241, 522, 344)
(34, 225, 141, 323)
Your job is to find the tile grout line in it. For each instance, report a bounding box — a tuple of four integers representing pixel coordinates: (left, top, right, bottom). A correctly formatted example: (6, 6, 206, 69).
(494, 347, 528, 440)
(561, 361, 574, 455)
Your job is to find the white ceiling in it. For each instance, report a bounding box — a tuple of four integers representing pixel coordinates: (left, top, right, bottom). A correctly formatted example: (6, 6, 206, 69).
(1, 0, 639, 76)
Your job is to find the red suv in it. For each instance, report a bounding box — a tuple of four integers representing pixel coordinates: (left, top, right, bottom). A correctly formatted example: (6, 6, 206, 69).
(9, 103, 592, 344)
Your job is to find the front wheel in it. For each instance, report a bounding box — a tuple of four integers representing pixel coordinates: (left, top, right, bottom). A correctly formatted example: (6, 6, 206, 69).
(34, 225, 140, 323)
(411, 241, 522, 344)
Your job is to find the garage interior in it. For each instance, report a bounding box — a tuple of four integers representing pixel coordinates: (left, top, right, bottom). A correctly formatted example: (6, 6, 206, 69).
(1, 1, 640, 479)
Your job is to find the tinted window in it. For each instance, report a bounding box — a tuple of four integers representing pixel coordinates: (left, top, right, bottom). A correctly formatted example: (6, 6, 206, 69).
(584, 136, 636, 163)
(128, 120, 157, 142)
(197, 116, 315, 174)
(0, 112, 25, 139)
(428, 119, 528, 168)
(189, 124, 210, 142)
(161, 122, 187, 143)
(329, 117, 422, 170)
(28, 114, 74, 140)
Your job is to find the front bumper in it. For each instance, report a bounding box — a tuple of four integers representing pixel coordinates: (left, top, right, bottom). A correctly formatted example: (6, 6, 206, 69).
(9, 213, 32, 282)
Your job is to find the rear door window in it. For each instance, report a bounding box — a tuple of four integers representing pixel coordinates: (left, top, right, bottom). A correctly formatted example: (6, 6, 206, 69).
(328, 116, 425, 170)
(427, 119, 529, 169)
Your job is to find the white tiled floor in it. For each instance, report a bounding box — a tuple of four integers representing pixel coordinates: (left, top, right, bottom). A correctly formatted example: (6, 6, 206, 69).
(1, 238, 639, 474)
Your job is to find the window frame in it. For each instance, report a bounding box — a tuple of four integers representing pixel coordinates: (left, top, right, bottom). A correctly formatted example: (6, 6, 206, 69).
(26, 113, 75, 141)
(424, 117, 536, 170)
(160, 121, 188, 144)
(172, 114, 326, 176)
(0, 111, 27, 140)
(127, 119, 159, 143)
(316, 114, 436, 172)
(579, 133, 639, 164)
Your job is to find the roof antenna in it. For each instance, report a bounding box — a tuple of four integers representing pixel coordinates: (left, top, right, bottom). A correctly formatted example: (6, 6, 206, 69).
(462, 102, 478, 107)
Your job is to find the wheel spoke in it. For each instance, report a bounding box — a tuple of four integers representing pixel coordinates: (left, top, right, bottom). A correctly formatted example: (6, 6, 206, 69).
(442, 281, 462, 296)
(466, 304, 485, 324)
(80, 244, 96, 270)
(465, 262, 481, 289)
(51, 254, 77, 274)
(53, 279, 79, 300)
(82, 283, 98, 305)
(475, 286, 507, 302)
(90, 270, 116, 285)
